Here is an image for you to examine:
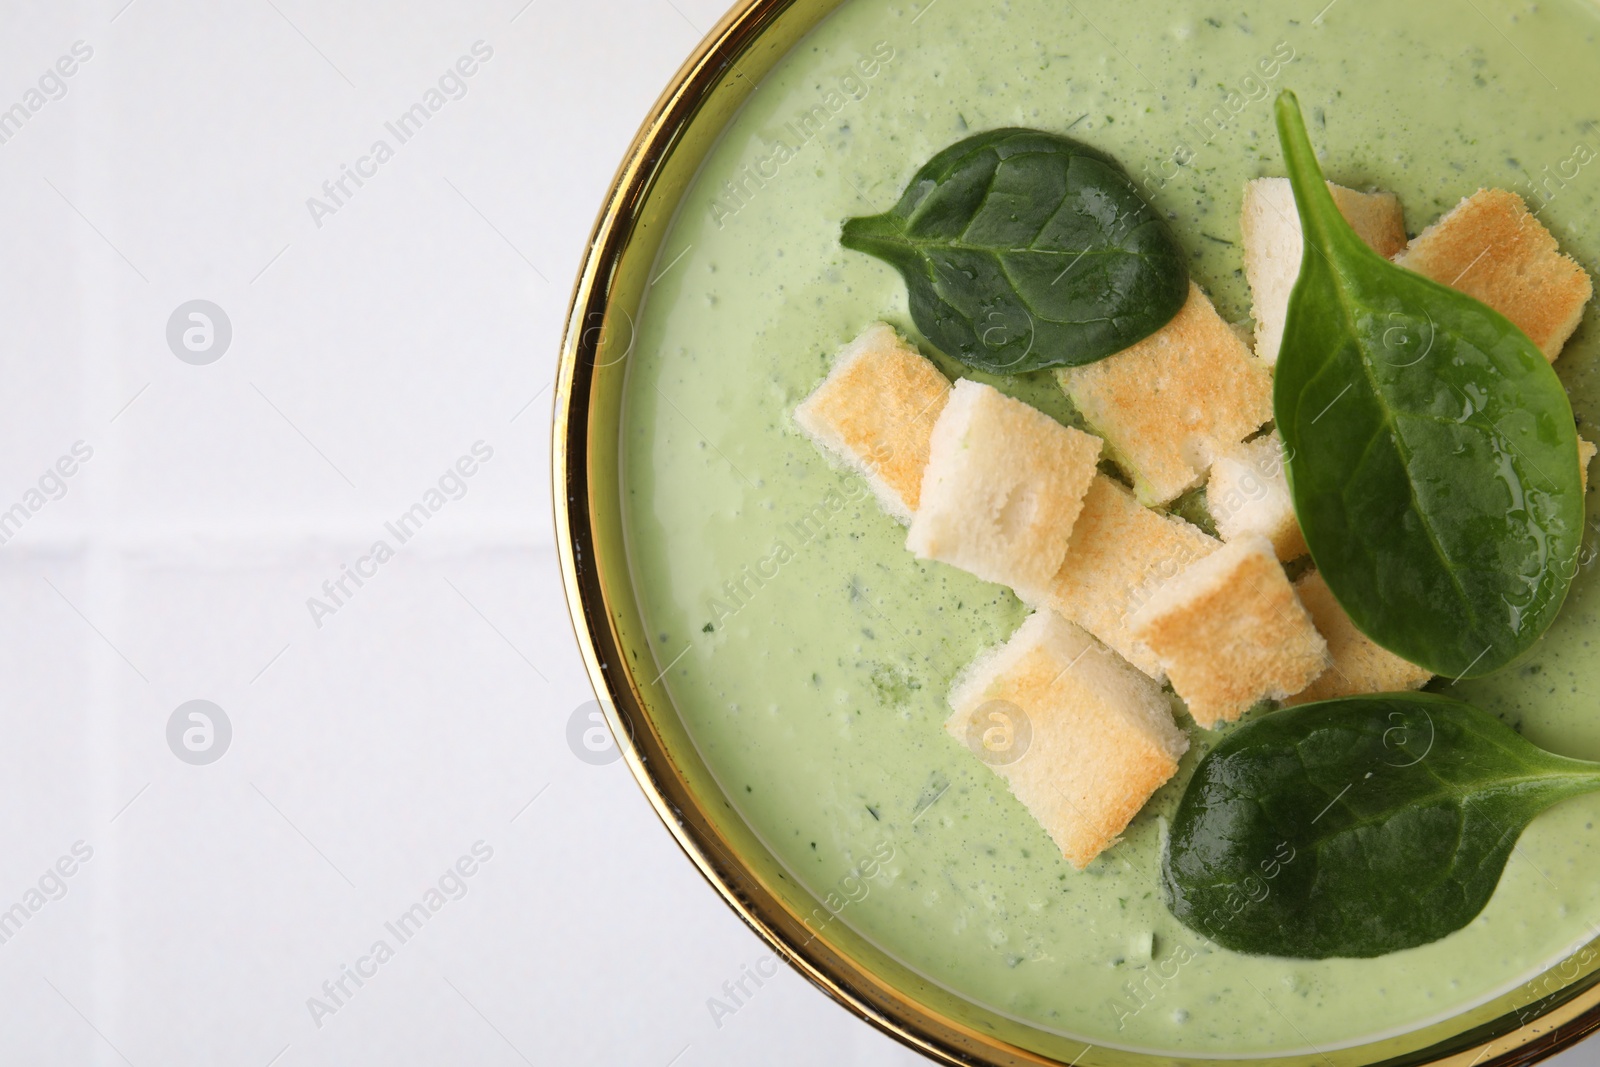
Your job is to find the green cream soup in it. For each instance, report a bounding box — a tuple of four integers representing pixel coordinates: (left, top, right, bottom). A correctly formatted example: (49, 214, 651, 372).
(619, 0, 1600, 1052)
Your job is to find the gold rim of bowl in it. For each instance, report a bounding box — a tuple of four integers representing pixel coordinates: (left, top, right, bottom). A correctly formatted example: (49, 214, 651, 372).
(550, 0, 1600, 1061)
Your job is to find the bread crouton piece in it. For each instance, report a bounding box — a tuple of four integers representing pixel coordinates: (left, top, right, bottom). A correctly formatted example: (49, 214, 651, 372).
(946, 611, 1188, 869)
(1033, 475, 1219, 680)
(1130, 534, 1328, 728)
(794, 323, 951, 524)
(1395, 189, 1593, 360)
(908, 379, 1102, 597)
(1205, 433, 1308, 561)
(1286, 570, 1432, 705)
(1581, 436, 1596, 494)
(1242, 178, 1407, 365)
(1057, 282, 1272, 506)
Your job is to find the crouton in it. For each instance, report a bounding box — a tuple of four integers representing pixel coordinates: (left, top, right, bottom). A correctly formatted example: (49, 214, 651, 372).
(1057, 282, 1272, 505)
(1395, 189, 1593, 360)
(908, 379, 1102, 597)
(946, 611, 1188, 869)
(1242, 178, 1408, 365)
(1130, 534, 1328, 728)
(1205, 433, 1308, 561)
(1286, 570, 1432, 705)
(794, 322, 951, 523)
(1582, 436, 1596, 494)
(1032, 475, 1219, 680)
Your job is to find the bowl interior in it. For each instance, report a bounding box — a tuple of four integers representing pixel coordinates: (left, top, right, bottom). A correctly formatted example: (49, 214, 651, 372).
(554, 0, 1600, 1062)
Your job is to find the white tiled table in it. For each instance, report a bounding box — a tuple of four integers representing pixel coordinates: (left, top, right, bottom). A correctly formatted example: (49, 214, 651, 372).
(0, 2, 1592, 1065)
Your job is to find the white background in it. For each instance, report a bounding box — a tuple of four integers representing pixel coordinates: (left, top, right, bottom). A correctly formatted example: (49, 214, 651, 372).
(0, 1, 1591, 1065)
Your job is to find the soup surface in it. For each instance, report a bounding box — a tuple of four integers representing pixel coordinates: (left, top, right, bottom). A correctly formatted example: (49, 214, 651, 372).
(619, 0, 1600, 1051)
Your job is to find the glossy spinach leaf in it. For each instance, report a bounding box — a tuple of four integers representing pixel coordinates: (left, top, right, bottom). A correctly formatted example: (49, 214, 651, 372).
(840, 128, 1188, 373)
(1272, 91, 1583, 679)
(1162, 692, 1600, 959)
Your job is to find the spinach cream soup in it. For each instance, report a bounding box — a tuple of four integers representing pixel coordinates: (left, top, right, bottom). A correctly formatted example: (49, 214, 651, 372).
(618, 0, 1600, 1052)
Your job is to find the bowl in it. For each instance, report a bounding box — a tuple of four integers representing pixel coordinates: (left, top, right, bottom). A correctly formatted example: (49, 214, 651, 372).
(552, 0, 1600, 1062)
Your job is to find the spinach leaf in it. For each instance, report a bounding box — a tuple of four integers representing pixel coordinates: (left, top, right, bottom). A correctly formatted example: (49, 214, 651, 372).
(1162, 692, 1600, 959)
(1272, 91, 1583, 679)
(840, 128, 1188, 373)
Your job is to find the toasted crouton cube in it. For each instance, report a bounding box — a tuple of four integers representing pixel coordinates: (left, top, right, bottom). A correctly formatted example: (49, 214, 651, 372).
(1286, 570, 1432, 705)
(794, 323, 951, 523)
(1130, 534, 1328, 728)
(1033, 475, 1219, 680)
(1057, 282, 1272, 505)
(908, 379, 1102, 597)
(1242, 178, 1407, 365)
(1206, 433, 1307, 561)
(1395, 189, 1593, 360)
(946, 611, 1188, 869)
(1581, 436, 1596, 494)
